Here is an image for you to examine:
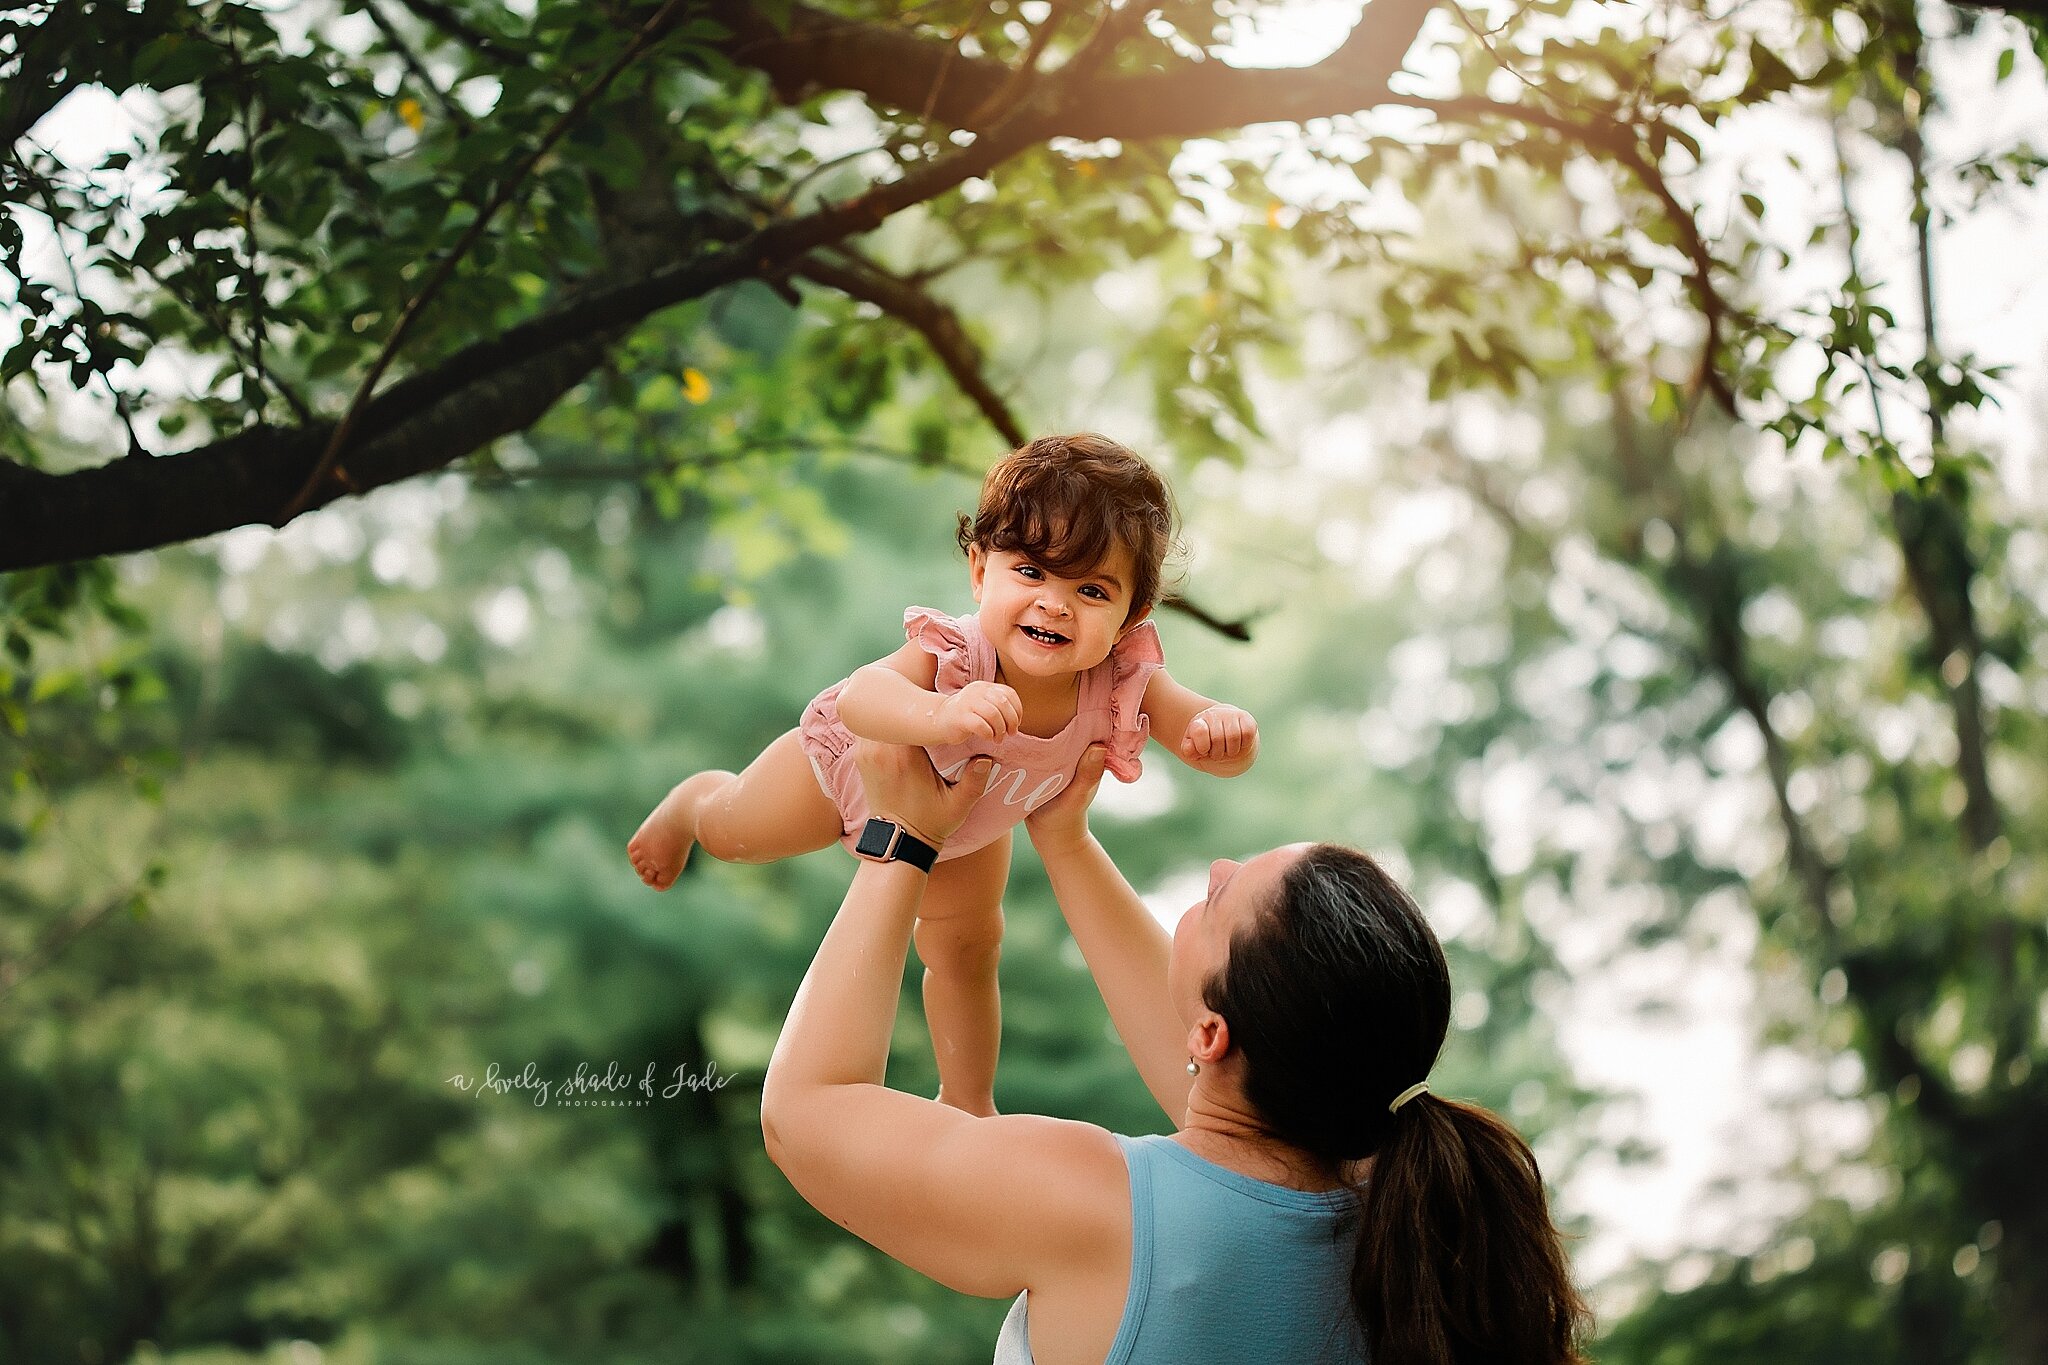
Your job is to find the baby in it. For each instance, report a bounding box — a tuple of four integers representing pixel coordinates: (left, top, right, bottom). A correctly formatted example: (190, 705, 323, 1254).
(627, 433, 1258, 1115)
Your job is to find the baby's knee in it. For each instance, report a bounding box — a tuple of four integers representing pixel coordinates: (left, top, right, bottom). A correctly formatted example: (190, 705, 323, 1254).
(916, 907, 1005, 977)
(688, 774, 757, 862)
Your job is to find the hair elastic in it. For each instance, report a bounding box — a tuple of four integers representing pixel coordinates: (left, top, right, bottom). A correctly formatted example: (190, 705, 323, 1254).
(1388, 1081, 1430, 1114)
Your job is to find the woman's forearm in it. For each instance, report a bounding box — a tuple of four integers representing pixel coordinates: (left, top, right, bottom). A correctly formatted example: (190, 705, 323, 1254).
(836, 665, 947, 745)
(1036, 834, 1193, 1121)
(762, 859, 926, 1136)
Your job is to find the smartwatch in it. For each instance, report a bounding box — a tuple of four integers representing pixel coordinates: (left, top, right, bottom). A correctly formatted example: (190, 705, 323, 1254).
(853, 818, 941, 873)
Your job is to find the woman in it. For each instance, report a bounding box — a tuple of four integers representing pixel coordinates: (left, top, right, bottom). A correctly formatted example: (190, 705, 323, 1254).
(760, 740, 1590, 1364)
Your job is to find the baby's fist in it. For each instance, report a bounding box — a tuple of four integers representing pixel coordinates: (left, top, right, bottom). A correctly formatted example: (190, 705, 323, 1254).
(937, 680, 1023, 746)
(1181, 704, 1257, 767)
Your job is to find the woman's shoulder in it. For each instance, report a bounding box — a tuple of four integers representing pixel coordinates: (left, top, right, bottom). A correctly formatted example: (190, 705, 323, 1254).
(987, 1115, 1129, 1202)
(969, 1115, 1130, 1258)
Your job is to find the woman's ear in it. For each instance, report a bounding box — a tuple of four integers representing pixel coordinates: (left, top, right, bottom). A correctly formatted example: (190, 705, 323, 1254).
(1188, 1011, 1231, 1068)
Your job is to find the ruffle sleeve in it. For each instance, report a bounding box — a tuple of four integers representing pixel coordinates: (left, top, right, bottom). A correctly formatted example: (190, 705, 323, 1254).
(1103, 621, 1165, 782)
(903, 606, 986, 696)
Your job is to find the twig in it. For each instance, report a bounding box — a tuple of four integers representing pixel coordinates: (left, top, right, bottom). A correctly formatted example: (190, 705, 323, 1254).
(922, 0, 992, 129)
(224, 14, 276, 419)
(19, 141, 149, 458)
(1157, 593, 1254, 641)
(129, 252, 311, 424)
(795, 250, 1027, 446)
(363, 0, 476, 134)
(966, 0, 1069, 127)
(390, 0, 519, 61)
(0, 881, 146, 1004)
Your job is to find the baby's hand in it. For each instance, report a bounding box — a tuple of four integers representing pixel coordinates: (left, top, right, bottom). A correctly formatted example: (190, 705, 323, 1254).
(935, 681, 1023, 746)
(1180, 704, 1258, 770)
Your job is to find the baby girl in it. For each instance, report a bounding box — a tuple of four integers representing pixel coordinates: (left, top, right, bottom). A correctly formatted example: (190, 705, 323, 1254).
(627, 434, 1258, 1115)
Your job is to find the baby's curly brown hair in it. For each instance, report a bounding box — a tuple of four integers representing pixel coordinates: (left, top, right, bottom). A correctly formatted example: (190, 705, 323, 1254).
(956, 434, 1181, 621)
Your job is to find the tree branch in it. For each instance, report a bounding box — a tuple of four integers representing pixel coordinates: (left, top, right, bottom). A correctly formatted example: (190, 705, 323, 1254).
(389, 0, 522, 62)
(711, 0, 1444, 139)
(362, 0, 476, 134)
(795, 251, 1027, 447)
(712, 0, 1740, 410)
(0, 0, 1446, 570)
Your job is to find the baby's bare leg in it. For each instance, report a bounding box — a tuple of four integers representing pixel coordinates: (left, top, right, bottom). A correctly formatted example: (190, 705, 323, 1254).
(913, 832, 1012, 1117)
(628, 729, 843, 889)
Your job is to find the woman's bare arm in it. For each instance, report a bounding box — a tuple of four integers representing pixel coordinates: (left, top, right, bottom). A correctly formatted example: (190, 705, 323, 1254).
(1027, 747, 1195, 1122)
(759, 747, 1123, 1296)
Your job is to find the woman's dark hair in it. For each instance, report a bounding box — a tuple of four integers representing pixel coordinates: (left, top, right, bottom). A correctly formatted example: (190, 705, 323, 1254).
(1203, 844, 1592, 1365)
(956, 433, 1180, 619)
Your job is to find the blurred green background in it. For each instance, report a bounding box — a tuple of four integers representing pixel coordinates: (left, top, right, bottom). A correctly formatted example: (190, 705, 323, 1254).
(3, 0, 2046, 1361)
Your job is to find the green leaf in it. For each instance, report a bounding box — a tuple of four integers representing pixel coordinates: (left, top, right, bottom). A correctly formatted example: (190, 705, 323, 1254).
(1996, 47, 2016, 83)
(28, 668, 80, 703)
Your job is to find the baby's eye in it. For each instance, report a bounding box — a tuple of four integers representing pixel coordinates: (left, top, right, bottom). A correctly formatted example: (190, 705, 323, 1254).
(1081, 585, 1110, 601)
(1015, 564, 1043, 580)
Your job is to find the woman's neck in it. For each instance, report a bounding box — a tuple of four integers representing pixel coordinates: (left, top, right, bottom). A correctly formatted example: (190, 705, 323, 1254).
(1176, 1096, 1351, 1192)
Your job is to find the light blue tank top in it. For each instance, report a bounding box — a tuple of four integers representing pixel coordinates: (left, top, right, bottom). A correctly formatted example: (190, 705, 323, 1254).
(993, 1132, 1368, 1364)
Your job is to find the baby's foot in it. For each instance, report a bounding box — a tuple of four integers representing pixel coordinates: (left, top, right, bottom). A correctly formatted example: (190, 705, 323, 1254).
(628, 783, 698, 891)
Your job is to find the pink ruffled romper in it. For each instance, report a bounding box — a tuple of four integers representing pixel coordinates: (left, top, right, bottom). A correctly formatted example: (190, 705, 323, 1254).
(798, 606, 1165, 862)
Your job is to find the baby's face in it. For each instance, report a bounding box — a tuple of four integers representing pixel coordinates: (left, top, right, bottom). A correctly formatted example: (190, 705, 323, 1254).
(970, 543, 1144, 683)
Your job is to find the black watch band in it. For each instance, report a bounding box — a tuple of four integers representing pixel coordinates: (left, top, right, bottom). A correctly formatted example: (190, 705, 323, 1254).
(853, 818, 941, 873)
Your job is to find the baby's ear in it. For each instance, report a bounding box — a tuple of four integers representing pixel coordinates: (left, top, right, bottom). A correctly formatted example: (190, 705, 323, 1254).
(968, 545, 987, 601)
(1119, 602, 1153, 635)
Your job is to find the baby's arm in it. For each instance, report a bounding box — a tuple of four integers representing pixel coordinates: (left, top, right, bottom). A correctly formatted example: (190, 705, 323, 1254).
(1141, 668, 1258, 778)
(837, 643, 1022, 748)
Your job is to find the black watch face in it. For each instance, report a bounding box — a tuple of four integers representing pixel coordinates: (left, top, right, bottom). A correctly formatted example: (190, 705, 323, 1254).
(854, 819, 894, 858)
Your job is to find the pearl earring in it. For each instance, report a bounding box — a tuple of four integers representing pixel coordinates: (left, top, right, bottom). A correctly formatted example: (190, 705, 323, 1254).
(1186, 1059, 1200, 1076)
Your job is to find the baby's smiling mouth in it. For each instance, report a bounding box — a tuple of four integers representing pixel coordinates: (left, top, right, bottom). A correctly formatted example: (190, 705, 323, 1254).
(1020, 624, 1069, 645)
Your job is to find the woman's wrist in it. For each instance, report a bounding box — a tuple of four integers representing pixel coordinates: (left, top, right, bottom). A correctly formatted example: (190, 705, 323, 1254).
(869, 809, 950, 853)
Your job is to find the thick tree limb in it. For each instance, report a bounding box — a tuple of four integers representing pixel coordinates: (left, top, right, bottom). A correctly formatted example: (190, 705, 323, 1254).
(710, 0, 1444, 139)
(0, 0, 1446, 570)
(712, 0, 1738, 410)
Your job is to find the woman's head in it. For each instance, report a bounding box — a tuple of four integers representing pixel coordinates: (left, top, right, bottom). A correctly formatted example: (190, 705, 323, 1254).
(957, 434, 1179, 627)
(1184, 842, 1591, 1365)
(1185, 844, 1448, 1157)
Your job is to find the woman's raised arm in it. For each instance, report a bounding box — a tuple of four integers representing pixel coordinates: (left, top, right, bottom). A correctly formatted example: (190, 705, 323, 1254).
(759, 743, 1125, 1298)
(1026, 746, 1195, 1123)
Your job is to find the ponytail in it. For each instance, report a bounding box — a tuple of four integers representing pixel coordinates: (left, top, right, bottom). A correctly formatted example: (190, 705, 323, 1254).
(1206, 844, 1591, 1365)
(1352, 1095, 1589, 1365)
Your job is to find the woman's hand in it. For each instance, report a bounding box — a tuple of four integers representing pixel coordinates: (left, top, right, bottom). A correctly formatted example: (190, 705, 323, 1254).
(852, 739, 991, 849)
(934, 680, 1023, 746)
(1179, 703, 1258, 773)
(1024, 743, 1110, 855)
